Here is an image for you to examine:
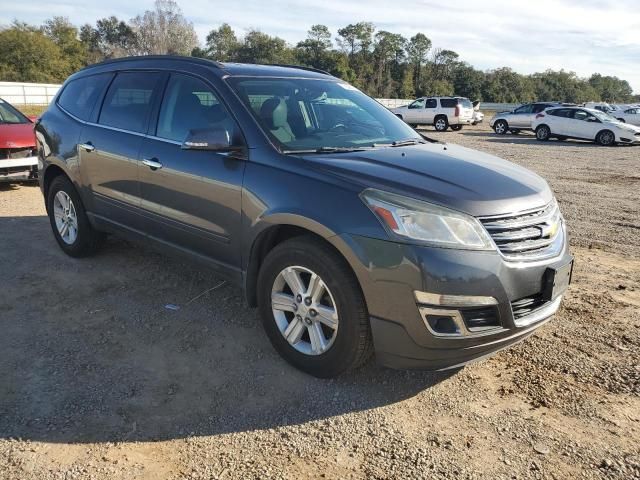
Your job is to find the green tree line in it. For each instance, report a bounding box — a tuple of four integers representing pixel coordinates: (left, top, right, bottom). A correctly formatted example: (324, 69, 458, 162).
(1, 2, 637, 103)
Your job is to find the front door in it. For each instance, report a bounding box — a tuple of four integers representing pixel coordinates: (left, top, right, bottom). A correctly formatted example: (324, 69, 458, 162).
(138, 73, 246, 276)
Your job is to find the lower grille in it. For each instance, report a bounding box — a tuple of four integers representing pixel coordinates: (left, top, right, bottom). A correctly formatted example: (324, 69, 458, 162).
(511, 295, 548, 320)
(1, 147, 35, 159)
(461, 306, 500, 332)
(479, 200, 563, 261)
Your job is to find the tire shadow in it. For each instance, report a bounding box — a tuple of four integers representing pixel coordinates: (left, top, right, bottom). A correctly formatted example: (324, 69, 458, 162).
(0, 215, 456, 444)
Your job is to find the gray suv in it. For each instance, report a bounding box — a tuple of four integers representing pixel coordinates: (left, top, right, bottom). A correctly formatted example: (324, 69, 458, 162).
(36, 56, 573, 377)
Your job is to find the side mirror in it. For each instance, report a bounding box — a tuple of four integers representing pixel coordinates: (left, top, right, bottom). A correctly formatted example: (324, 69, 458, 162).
(587, 117, 599, 123)
(181, 128, 242, 152)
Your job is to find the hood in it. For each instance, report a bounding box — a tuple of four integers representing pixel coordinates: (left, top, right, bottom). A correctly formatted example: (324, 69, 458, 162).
(0, 123, 36, 149)
(302, 143, 553, 217)
(608, 120, 640, 132)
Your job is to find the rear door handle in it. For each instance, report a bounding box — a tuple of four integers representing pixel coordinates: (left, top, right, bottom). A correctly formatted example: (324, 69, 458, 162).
(78, 143, 95, 152)
(142, 158, 163, 170)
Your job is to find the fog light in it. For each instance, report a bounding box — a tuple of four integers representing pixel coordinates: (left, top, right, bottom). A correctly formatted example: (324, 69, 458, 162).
(425, 314, 460, 335)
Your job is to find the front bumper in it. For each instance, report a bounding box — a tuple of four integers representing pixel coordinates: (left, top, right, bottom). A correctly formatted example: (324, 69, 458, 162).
(337, 233, 572, 370)
(0, 156, 38, 182)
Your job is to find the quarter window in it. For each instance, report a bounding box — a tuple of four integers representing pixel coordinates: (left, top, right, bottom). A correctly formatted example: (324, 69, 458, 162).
(98, 72, 163, 133)
(58, 73, 112, 121)
(156, 74, 238, 143)
(440, 99, 457, 108)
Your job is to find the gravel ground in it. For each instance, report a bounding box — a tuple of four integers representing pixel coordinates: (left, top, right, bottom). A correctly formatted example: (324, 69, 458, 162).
(1, 123, 639, 479)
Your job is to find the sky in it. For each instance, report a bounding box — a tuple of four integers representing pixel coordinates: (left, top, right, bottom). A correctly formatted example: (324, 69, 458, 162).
(1, 0, 639, 92)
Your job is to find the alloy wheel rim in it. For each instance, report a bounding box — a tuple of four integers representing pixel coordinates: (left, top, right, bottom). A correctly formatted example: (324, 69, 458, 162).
(53, 191, 78, 245)
(495, 122, 506, 134)
(601, 132, 614, 145)
(435, 119, 446, 130)
(271, 266, 339, 356)
(537, 128, 548, 139)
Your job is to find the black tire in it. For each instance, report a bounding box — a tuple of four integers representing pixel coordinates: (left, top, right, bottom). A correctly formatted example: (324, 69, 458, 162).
(596, 129, 616, 146)
(617, 118, 625, 123)
(47, 175, 104, 257)
(509, 129, 521, 135)
(535, 125, 551, 141)
(493, 120, 508, 135)
(434, 116, 449, 132)
(257, 236, 373, 378)
(450, 125, 463, 131)
(556, 135, 567, 141)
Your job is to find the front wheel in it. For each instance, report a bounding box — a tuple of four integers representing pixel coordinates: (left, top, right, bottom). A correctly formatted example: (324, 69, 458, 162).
(450, 125, 463, 131)
(596, 130, 616, 146)
(493, 120, 508, 134)
(47, 175, 104, 257)
(535, 125, 551, 141)
(434, 116, 449, 132)
(257, 236, 373, 378)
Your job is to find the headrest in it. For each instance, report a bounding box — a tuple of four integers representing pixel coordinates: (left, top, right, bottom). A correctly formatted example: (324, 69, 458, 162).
(260, 97, 288, 129)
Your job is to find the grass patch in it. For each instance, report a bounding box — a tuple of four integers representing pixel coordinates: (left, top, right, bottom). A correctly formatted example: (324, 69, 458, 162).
(15, 104, 48, 117)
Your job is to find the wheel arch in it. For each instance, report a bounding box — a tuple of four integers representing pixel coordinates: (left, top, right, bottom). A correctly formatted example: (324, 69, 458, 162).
(244, 219, 361, 308)
(42, 164, 71, 210)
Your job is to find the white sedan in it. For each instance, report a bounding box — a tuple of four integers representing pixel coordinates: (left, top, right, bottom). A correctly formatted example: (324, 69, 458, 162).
(613, 106, 640, 126)
(532, 107, 640, 146)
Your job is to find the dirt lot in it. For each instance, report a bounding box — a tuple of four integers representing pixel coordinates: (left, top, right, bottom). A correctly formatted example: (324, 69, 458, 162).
(1, 124, 638, 479)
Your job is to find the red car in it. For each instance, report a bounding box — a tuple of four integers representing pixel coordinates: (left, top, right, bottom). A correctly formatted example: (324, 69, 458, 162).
(0, 97, 38, 182)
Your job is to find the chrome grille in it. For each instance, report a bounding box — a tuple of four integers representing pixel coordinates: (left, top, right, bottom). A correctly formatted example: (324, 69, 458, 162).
(479, 200, 564, 261)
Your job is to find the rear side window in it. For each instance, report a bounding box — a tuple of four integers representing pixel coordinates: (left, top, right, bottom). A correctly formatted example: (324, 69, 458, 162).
(57, 73, 112, 121)
(548, 108, 574, 118)
(532, 104, 550, 113)
(440, 99, 457, 108)
(98, 72, 163, 133)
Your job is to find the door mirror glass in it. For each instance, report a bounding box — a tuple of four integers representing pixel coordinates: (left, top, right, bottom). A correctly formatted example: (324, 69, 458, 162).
(181, 127, 240, 151)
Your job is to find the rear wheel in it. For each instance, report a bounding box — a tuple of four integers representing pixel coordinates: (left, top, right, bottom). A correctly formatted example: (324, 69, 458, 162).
(450, 124, 463, 131)
(535, 125, 551, 141)
(434, 116, 449, 132)
(596, 129, 616, 146)
(257, 236, 373, 378)
(493, 120, 508, 134)
(46, 175, 104, 257)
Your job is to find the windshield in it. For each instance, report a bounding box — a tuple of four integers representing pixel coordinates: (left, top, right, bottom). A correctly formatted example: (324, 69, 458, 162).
(226, 77, 421, 152)
(588, 109, 618, 122)
(0, 100, 30, 124)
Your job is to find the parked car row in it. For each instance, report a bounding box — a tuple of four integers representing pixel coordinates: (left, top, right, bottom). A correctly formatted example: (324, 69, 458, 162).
(490, 101, 640, 146)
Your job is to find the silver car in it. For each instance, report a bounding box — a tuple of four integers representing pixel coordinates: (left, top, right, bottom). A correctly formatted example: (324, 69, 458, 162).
(490, 102, 560, 134)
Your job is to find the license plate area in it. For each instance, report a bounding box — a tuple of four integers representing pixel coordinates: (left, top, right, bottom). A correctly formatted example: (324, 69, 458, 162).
(542, 260, 573, 301)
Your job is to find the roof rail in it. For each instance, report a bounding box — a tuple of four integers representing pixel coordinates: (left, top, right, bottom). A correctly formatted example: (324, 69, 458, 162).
(82, 55, 225, 70)
(267, 64, 332, 76)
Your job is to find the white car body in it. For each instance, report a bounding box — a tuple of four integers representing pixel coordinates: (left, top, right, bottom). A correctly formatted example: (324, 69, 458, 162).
(532, 106, 640, 145)
(612, 106, 640, 126)
(391, 96, 475, 131)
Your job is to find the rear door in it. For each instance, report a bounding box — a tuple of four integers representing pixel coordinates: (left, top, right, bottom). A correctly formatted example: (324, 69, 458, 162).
(423, 98, 438, 124)
(545, 108, 574, 136)
(138, 72, 246, 275)
(80, 71, 166, 227)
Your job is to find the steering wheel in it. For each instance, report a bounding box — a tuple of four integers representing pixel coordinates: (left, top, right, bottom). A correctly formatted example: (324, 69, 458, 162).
(329, 123, 347, 132)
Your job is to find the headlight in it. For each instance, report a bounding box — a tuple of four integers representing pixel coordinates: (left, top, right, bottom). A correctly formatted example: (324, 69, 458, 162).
(361, 189, 495, 250)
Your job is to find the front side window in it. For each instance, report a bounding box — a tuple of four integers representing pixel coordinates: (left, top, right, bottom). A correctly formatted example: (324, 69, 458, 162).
(514, 104, 534, 114)
(156, 74, 238, 143)
(227, 77, 420, 151)
(98, 72, 163, 133)
(408, 98, 425, 109)
(573, 110, 590, 121)
(0, 99, 30, 124)
(57, 73, 112, 121)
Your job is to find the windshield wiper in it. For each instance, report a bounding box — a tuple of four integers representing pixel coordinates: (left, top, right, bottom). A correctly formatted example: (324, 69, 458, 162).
(283, 146, 373, 154)
(372, 138, 427, 147)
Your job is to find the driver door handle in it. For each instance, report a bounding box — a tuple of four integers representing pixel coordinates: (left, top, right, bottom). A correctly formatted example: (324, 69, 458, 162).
(142, 158, 163, 170)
